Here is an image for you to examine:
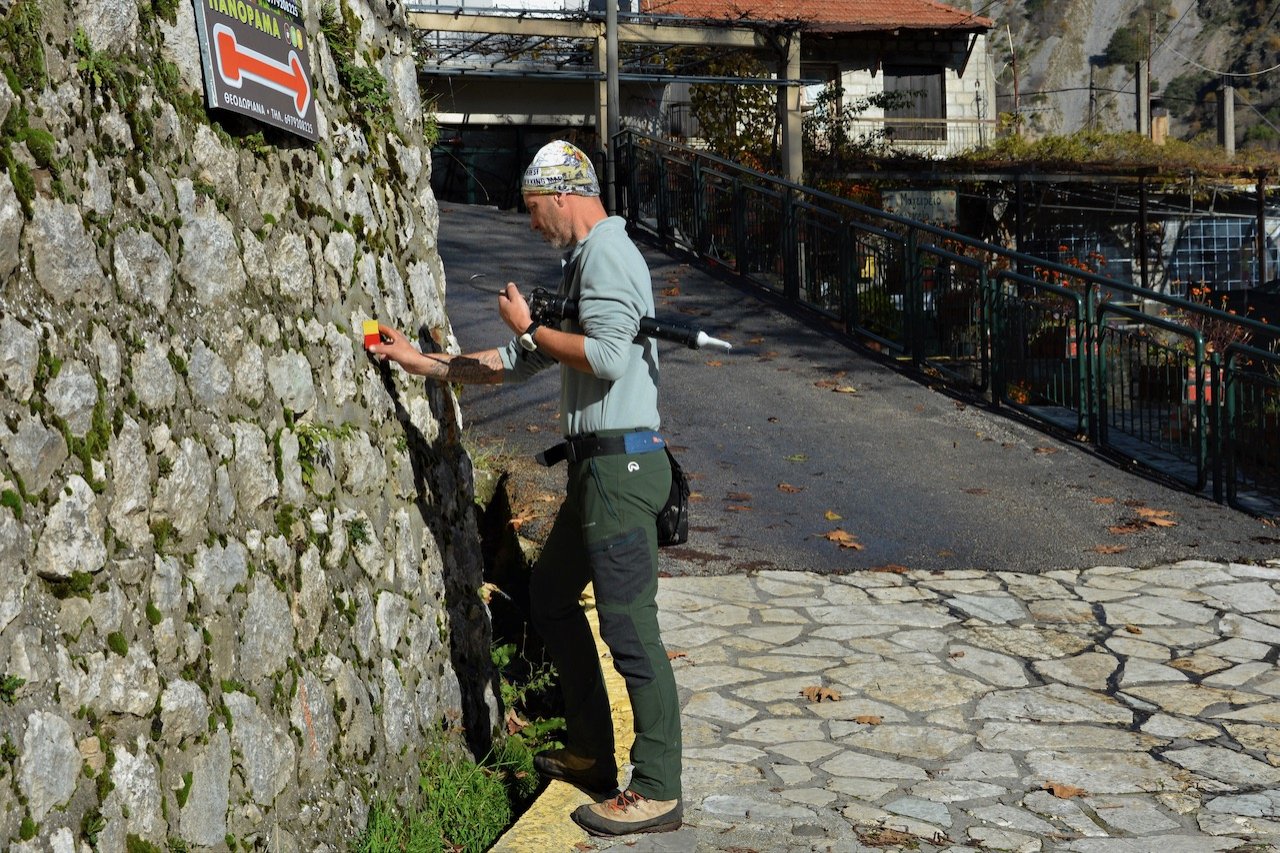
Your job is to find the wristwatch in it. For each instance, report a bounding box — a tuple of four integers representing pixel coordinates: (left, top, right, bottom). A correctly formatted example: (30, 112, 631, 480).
(518, 322, 541, 352)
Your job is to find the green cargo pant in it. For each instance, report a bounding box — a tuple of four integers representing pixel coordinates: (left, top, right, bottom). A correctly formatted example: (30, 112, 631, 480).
(529, 438, 682, 801)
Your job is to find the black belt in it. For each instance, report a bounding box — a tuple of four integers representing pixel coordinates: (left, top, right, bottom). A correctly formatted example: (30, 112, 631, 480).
(536, 430, 666, 466)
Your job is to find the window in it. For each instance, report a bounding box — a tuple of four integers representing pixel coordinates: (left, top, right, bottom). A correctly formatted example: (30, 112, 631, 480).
(883, 65, 945, 142)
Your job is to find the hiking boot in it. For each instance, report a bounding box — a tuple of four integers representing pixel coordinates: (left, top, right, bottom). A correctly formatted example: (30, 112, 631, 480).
(571, 789, 683, 836)
(532, 747, 618, 793)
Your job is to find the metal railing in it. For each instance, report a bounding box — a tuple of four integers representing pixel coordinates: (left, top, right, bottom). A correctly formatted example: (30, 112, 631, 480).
(616, 130, 1280, 517)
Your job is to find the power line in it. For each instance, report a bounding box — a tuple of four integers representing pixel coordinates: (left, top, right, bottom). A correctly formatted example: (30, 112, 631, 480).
(1163, 43, 1280, 79)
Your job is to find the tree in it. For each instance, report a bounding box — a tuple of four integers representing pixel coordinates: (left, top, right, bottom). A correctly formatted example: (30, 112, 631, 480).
(686, 51, 779, 169)
(802, 83, 918, 170)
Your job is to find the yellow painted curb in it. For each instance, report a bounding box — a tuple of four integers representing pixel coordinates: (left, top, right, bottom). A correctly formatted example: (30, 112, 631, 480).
(489, 585, 633, 852)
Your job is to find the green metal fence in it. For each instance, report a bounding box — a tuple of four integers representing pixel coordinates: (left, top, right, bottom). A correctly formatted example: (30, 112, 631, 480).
(616, 131, 1280, 517)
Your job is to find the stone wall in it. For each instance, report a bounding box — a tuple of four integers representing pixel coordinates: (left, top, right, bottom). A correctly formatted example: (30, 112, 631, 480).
(0, 0, 499, 847)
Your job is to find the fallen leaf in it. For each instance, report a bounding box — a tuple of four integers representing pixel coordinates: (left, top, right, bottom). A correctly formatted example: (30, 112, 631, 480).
(824, 510, 843, 521)
(748, 336, 765, 345)
(853, 715, 883, 725)
(1092, 497, 1117, 505)
(1169, 658, 1199, 671)
(667, 650, 688, 661)
(661, 285, 681, 297)
(814, 379, 839, 389)
(1043, 780, 1088, 799)
(870, 564, 909, 574)
(479, 582, 500, 604)
(1088, 544, 1129, 554)
(964, 487, 990, 495)
(1124, 624, 1143, 634)
(778, 483, 804, 493)
(1033, 446, 1058, 455)
(705, 360, 724, 367)
(785, 453, 809, 462)
(800, 685, 841, 703)
(949, 650, 966, 659)
(823, 529, 864, 550)
(1135, 507, 1178, 527)
(505, 707, 528, 735)
(834, 386, 858, 394)
(1108, 521, 1146, 535)
(726, 492, 752, 502)
(508, 511, 538, 531)
(525, 424, 542, 433)
(726, 505, 752, 512)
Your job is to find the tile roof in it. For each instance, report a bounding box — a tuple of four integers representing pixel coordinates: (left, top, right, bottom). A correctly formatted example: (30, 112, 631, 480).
(639, 0, 994, 32)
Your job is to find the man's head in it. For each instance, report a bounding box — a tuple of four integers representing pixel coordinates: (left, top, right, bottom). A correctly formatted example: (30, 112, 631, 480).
(521, 140, 606, 249)
(521, 140, 600, 197)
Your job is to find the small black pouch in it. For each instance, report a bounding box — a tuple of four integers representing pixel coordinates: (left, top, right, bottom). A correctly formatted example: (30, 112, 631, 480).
(656, 448, 690, 547)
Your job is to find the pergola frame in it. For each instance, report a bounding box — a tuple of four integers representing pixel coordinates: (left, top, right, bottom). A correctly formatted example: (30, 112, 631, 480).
(405, 8, 806, 182)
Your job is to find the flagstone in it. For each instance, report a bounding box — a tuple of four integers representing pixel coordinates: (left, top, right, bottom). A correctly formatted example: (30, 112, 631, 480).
(885, 796, 952, 827)
(1202, 637, 1272, 661)
(829, 662, 987, 709)
(1122, 595, 1219, 624)
(683, 690, 759, 726)
(939, 750, 1019, 780)
(967, 803, 1059, 834)
(1026, 599, 1097, 623)
(1202, 661, 1272, 688)
(767, 740, 842, 764)
(910, 779, 1006, 803)
(1104, 635, 1172, 660)
(963, 625, 1095, 660)
(838, 725, 973, 761)
(1139, 714, 1221, 740)
(1119, 659, 1191, 687)
(1019, 790, 1109, 837)
(1203, 581, 1280, 614)
(1218, 612, 1280, 644)
(1222, 722, 1280, 757)
(1023, 750, 1182, 794)
(1088, 796, 1181, 834)
(1123, 683, 1259, 716)
(978, 722, 1158, 752)
(1031, 652, 1119, 690)
(947, 593, 1029, 623)
(678, 664, 768, 690)
(740, 624, 805, 644)
(946, 645, 1029, 687)
(975, 684, 1131, 725)
(819, 749, 929, 781)
(1163, 745, 1280, 785)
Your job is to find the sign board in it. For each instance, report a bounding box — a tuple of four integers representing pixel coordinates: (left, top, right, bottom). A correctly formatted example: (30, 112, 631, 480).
(881, 190, 957, 227)
(192, 0, 319, 141)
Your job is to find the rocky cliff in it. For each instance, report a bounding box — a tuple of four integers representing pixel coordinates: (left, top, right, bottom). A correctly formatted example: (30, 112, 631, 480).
(966, 0, 1278, 143)
(0, 0, 499, 847)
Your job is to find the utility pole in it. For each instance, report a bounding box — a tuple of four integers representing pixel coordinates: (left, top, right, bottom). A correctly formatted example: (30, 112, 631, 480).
(1136, 60, 1150, 136)
(1006, 26, 1019, 133)
(605, 0, 619, 211)
(1218, 80, 1235, 157)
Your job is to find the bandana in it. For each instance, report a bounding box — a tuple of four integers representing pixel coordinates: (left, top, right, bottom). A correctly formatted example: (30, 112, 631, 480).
(521, 140, 600, 197)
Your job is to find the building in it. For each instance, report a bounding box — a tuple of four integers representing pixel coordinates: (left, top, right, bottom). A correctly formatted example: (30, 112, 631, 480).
(409, 0, 995, 204)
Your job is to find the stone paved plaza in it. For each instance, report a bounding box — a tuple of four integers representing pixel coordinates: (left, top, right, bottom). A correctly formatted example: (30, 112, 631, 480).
(574, 559, 1280, 852)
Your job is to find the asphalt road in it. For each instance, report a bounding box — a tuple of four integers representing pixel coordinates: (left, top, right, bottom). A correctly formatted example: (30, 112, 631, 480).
(432, 202, 1280, 576)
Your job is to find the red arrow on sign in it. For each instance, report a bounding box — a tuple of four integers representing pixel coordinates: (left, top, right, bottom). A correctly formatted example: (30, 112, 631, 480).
(213, 23, 311, 117)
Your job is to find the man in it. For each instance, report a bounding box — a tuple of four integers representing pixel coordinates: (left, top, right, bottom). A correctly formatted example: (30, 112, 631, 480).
(368, 140, 683, 837)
